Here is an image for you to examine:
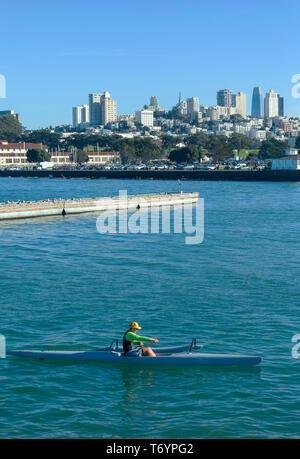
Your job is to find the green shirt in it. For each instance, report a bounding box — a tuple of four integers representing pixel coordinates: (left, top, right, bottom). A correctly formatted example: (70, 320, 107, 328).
(125, 331, 152, 345)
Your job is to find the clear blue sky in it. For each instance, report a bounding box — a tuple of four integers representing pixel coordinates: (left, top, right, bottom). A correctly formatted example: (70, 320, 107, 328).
(1, 0, 300, 129)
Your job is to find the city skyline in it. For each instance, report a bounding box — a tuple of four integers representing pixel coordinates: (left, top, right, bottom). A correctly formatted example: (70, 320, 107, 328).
(0, 0, 300, 128)
(71, 86, 285, 130)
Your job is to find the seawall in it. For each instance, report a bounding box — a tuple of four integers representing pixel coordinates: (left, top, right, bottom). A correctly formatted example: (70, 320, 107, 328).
(0, 169, 300, 181)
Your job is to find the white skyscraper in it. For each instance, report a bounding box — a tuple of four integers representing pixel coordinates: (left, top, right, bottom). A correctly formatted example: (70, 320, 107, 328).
(72, 104, 90, 127)
(264, 89, 279, 118)
(186, 97, 199, 120)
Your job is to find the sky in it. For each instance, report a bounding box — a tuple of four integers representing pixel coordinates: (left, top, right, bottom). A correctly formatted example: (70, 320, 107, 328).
(0, 0, 300, 129)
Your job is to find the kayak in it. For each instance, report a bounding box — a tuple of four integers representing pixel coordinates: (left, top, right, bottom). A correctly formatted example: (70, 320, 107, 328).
(7, 349, 262, 366)
(96, 343, 203, 354)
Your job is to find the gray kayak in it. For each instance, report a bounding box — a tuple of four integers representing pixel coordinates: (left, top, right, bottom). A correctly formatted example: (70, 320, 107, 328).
(96, 343, 203, 353)
(7, 349, 262, 366)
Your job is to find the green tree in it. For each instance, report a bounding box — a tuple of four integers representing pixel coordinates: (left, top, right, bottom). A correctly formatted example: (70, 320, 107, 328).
(161, 134, 183, 150)
(0, 114, 23, 141)
(26, 148, 51, 163)
(228, 133, 253, 154)
(22, 129, 61, 150)
(258, 139, 288, 159)
(206, 137, 233, 160)
(118, 137, 161, 164)
(185, 132, 210, 149)
(70, 149, 89, 164)
(169, 146, 200, 164)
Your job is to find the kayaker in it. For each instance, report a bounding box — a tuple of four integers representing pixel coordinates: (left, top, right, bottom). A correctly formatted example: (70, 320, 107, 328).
(123, 322, 159, 357)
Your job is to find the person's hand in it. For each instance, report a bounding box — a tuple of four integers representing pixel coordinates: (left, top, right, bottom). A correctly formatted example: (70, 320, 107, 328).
(152, 339, 159, 344)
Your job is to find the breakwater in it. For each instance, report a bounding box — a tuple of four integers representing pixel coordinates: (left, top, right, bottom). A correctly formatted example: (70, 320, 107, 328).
(0, 169, 300, 181)
(0, 192, 198, 221)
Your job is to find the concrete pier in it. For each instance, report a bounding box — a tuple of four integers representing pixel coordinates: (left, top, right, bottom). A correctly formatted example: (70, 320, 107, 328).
(0, 192, 198, 221)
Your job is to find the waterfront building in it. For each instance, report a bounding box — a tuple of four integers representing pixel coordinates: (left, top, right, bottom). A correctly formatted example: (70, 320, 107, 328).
(264, 89, 279, 118)
(272, 148, 300, 170)
(135, 109, 154, 127)
(0, 140, 120, 167)
(251, 87, 264, 118)
(51, 150, 120, 166)
(186, 97, 199, 121)
(0, 141, 47, 167)
(217, 89, 232, 108)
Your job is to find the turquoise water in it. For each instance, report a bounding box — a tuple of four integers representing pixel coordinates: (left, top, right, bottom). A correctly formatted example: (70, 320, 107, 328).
(0, 177, 299, 439)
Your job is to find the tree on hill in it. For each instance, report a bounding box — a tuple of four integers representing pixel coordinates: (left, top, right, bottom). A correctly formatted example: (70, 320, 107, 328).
(206, 136, 233, 161)
(228, 133, 253, 154)
(258, 139, 288, 159)
(186, 132, 210, 147)
(26, 148, 51, 163)
(0, 114, 23, 141)
(22, 129, 61, 150)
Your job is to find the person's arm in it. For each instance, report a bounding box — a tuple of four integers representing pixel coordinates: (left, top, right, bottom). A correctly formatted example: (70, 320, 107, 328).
(126, 332, 157, 345)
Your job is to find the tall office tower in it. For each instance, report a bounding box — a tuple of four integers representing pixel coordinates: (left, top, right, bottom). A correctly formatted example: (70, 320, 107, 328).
(278, 96, 284, 116)
(251, 87, 264, 117)
(264, 89, 279, 118)
(231, 92, 247, 118)
(217, 89, 232, 107)
(186, 97, 199, 120)
(101, 92, 117, 125)
(89, 92, 104, 126)
(72, 105, 90, 127)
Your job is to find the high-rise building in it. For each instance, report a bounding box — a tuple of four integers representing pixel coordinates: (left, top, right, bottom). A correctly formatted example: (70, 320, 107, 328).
(88, 91, 117, 126)
(186, 97, 199, 120)
(217, 89, 232, 108)
(251, 87, 264, 118)
(89, 93, 103, 126)
(279, 96, 284, 116)
(264, 89, 279, 118)
(101, 92, 117, 125)
(231, 92, 247, 118)
(72, 105, 90, 127)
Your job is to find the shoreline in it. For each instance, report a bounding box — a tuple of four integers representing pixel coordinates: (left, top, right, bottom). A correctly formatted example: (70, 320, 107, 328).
(0, 169, 299, 181)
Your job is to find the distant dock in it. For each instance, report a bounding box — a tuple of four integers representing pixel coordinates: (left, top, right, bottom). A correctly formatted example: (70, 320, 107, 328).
(0, 192, 198, 221)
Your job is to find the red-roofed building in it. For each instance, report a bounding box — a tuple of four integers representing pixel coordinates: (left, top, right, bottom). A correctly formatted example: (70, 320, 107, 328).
(0, 141, 48, 167)
(0, 141, 120, 168)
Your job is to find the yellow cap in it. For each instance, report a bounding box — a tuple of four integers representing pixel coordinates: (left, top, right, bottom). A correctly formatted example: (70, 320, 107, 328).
(130, 321, 142, 330)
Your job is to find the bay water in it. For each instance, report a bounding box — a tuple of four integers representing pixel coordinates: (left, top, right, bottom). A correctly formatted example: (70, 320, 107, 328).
(0, 177, 299, 438)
